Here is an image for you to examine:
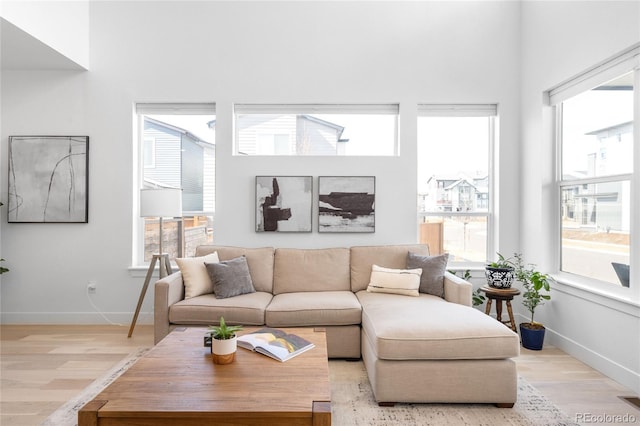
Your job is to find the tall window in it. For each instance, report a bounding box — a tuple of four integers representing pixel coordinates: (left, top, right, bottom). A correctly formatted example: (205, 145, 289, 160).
(417, 105, 496, 265)
(551, 48, 637, 289)
(136, 103, 216, 265)
(234, 104, 398, 156)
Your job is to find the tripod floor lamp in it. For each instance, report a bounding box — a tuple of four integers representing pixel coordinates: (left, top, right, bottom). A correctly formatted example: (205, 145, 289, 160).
(128, 187, 182, 337)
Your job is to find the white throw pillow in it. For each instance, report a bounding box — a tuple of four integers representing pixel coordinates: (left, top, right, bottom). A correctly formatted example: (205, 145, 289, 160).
(366, 264, 422, 297)
(176, 252, 220, 298)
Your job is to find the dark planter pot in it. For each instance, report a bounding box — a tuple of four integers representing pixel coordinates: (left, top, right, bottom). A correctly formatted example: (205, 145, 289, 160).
(485, 265, 515, 288)
(520, 323, 546, 350)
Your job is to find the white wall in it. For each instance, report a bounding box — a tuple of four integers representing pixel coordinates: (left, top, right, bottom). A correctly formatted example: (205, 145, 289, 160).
(0, 0, 90, 69)
(0, 0, 521, 326)
(520, 1, 640, 394)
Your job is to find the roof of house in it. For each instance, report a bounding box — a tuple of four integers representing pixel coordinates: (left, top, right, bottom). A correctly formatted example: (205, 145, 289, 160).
(586, 121, 633, 137)
(146, 116, 215, 147)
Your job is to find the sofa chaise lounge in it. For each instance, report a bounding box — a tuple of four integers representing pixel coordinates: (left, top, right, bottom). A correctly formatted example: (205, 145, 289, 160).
(154, 244, 520, 406)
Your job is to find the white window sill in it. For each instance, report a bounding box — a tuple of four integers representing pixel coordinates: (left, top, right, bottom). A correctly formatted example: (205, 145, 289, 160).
(128, 264, 178, 278)
(552, 272, 639, 317)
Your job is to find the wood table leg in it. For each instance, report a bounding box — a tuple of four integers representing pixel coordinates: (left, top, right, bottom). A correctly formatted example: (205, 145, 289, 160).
(78, 399, 107, 426)
(506, 300, 516, 332)
(485, 298, 492, 316)
(313, 401, 332, 426)
(495, 299, 503, 322)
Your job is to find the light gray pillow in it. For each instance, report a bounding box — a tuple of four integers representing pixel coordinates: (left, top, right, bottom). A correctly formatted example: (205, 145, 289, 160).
(205, 256, 256, 299)
(406, 252, 449, 298)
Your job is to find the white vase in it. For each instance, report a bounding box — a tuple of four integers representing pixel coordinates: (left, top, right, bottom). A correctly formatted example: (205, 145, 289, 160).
(211, 335, 237, 364)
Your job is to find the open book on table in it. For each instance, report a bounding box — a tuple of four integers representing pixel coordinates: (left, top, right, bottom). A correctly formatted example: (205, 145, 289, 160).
(237, 328, 315, 362)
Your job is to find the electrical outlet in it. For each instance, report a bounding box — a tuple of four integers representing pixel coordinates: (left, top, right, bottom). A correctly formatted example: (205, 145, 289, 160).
(87, 281, 97, 294)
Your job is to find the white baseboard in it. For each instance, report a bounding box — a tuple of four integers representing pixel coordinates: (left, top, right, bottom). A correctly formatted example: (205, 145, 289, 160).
(0, 311, 153, 326)
(516, 313, 640, 395)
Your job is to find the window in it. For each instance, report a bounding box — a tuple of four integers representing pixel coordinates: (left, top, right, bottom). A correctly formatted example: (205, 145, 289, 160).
(417, 105, 496, 264)
(143, 137, 156, 168)
(553, 64, 635, 288)
(234, 104, 398, 156)
(135, 103, 216, 265)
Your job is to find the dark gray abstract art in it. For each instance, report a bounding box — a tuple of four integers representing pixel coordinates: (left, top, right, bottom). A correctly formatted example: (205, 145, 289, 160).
(255, 176, 312, 232)
(318, 176, 375, 233)
(8, 136, 89, 223)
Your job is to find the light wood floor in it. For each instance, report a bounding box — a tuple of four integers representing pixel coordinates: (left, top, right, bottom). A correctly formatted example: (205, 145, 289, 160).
(1, 325, 638, 426)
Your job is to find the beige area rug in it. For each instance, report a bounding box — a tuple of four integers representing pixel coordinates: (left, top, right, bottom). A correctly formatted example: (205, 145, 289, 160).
(43, 352, 578, 426)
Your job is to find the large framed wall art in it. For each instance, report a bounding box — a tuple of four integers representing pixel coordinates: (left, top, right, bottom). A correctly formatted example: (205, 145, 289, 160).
(318, 176, 375, 233)
(255, 176, 312, 232)
(8, 136, 89, 223)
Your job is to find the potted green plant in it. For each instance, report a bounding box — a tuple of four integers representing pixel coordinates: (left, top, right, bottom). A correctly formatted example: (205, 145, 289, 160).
(472, 288, 486, 307)
(485, 253, 515, 288)
(512, 253, 553, 350)
(208, 317, 243, 364)
(449, 269, 485, 307)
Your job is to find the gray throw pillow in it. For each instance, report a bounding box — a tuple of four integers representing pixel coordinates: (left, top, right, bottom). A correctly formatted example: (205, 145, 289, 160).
(205, 255, 256, 299)
(406, 252, 449, 298)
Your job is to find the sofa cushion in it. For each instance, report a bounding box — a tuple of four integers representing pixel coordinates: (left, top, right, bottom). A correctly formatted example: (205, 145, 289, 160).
(266, 291, 362, 326)
(273, 247, 350, 294)
(406, 252, 449, 297)
(195, 246, 275, 293)
(169, 291, 272, 326)
(366, 265, 421, 297)
(350, 244, 430, 292)
(205, 256, 256, 299)
(176, 252, 220, 299)
(357, 290, 520, 360)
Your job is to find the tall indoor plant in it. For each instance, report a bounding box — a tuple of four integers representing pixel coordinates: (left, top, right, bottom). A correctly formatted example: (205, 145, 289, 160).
(512, 253, 553, 350)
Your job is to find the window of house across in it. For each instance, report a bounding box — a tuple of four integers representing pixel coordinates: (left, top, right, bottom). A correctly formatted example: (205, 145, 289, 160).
(233, 104, 399, 156)
(135, 103, 216, 266)
(549, 44, 638, 293)
(417, 105, 496, 266)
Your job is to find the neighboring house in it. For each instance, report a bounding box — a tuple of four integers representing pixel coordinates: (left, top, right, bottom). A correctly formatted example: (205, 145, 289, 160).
(229, 114, 348, 155)
(419, 174, 488, 213)
(143, 117, 215, 214)
(562, 121, 632, 232)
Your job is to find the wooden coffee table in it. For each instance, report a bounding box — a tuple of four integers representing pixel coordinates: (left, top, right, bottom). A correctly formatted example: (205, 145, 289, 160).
(79, 327, 331, 425)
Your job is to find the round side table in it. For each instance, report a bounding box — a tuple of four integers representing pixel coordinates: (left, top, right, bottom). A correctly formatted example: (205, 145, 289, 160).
(479, 285, 520, 333)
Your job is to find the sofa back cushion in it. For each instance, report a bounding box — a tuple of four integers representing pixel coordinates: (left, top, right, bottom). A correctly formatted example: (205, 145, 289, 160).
(350, 244, 430, 292)
(273, 247, 350, 294)
(195, 246, 275, 293)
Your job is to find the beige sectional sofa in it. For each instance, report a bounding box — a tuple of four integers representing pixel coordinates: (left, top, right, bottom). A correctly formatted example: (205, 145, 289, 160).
(154, 244, 520, 406)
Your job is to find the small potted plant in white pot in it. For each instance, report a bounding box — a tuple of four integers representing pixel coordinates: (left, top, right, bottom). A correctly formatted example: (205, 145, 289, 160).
(485, 253, 515, 288)
(512, 253, 553, 350)
(208, 317, 243, 365)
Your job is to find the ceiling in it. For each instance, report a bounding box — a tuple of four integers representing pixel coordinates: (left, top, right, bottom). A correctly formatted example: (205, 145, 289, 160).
(1, 18, 86, 70)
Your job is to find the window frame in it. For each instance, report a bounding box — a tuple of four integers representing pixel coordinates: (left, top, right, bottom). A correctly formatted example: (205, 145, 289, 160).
(133, 103, 216, 268)
(549, 44, 639, 299)
(416, 104, 497, 268)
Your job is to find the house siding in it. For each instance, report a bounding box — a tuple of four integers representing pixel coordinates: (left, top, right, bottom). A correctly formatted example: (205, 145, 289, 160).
(143, 119, 181, 188)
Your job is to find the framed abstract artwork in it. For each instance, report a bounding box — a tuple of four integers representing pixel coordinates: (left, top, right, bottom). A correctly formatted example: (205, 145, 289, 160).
(256, 176, 312, 232)
(318, 176, 375, 233)
(8, 136, 89, 223)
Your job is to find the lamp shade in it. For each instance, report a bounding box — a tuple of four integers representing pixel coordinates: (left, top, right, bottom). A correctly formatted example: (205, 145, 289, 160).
(140, 188, 183, 218)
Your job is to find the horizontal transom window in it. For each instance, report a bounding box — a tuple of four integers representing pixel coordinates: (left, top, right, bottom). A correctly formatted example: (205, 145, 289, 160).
(234, 104, 398, 156)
